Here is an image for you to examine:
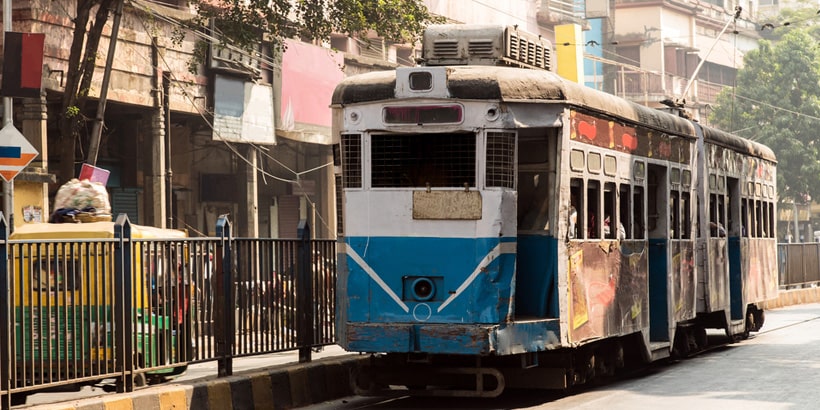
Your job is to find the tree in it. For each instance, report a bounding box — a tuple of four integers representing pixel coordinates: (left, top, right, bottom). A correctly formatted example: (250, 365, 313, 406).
(57, 0, 118, 185)
(708, 28, 820, 205)
(56, 0, 440, 185)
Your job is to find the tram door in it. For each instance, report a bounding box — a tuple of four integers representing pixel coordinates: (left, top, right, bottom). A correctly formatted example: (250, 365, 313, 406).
(646, 164, 670, 341)
(515, 130, 557, 318)
(726, 177, 744, 320)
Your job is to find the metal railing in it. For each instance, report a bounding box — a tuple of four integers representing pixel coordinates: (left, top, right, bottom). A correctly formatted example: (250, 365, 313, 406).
(0, 213, 336, 408)
(778, 243, 820, 289)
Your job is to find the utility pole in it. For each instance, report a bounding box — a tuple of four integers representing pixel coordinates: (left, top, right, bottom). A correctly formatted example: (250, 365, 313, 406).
(3, 0, 14, 231)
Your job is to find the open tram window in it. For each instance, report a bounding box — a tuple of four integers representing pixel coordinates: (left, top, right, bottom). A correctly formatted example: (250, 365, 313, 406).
(741, 199, 750, 237)
(681, 192, 691, 239)
(587, 180, 601, 239)
(604, 182, 616, 239)
(768, 201, 775, 239)
(33, 257, 81, 291)
(569, 178, 583, 239)
(619, 184, 631, 239)
(709, 193, 727, 237)
(756, 200, 764, 237)
(371, 133, 476, 188)
(633, 186, 645, 239)
(670, 190, 680, 239)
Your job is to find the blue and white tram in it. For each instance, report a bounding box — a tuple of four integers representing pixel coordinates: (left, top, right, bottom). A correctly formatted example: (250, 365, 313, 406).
(332, 24, 777, 396)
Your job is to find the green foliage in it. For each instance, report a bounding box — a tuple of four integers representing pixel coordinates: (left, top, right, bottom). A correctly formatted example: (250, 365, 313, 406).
(187, 0, 444, 54)
(709, 28, 820, 203)
(65, 106, 80, 119)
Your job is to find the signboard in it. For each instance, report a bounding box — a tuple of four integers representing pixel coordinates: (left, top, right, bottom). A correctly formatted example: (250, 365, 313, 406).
(0, 123, 38, 182)
(212, 75, 276, 145)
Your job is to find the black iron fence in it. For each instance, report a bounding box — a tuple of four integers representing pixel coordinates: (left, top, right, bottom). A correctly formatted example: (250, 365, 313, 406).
(0, 214, 336, 408)
(778, 243, 820, 289)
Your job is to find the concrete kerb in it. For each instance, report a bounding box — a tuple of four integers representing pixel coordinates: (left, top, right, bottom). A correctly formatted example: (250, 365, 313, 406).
(22, 354, 368, 410)
(762, 286, 820, 309)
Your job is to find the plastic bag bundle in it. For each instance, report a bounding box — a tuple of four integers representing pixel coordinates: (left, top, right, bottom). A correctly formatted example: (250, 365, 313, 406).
(53, 178, 112, 216)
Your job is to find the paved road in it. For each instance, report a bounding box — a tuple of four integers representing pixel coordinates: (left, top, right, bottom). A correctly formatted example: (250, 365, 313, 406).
(306, 303, 820, 410)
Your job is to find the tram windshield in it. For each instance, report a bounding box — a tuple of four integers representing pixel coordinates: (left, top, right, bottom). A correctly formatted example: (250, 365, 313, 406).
(370, 133, 476, 188)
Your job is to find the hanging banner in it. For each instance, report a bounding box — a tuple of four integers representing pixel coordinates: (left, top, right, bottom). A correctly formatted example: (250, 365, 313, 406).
(2, 32, 45, 98)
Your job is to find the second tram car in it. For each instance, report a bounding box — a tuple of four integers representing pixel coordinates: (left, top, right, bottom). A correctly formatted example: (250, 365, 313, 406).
(333, 24, 778, 396)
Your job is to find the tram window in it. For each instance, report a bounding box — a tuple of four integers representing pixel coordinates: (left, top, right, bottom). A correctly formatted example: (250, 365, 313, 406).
(671, 168, 681, 185)
(633, 161, 646, 181)
(341, 134, 362, 188)
(619, 184, 631, 239)
(587, 180, 601, 239)
(570, 150, 585, 172)
(762, 202, 769, 238)
(588, 152, 602, 174)
(518, 137, 550, 164)
(518, 171, 550, 231)
(371, 133, 476, 188)
(569, 179, 583, 239)
(33, 257, 80, 291)
(603, 182, 616, 239)
(670, 190, 680, 239)
(709, 193, 726, 237)
(604, 155, 617, 176)
(741, 199, 750, 237)
(755, 200, 763, 237)
(769, 201, 775, 238)
(646, 170, 659, 233)
(633, 186, 645, 239)
(681, 192, 688, 237)
(486, 132, 515, 188)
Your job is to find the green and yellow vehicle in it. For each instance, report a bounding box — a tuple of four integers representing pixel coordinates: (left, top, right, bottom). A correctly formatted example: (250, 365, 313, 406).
(9, 221, 192, 395)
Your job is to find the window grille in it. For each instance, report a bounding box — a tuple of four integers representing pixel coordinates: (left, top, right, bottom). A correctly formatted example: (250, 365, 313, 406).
(342, 134, 362, 188)
(486, 132, 515, 188)
(371, 133, 476, 188)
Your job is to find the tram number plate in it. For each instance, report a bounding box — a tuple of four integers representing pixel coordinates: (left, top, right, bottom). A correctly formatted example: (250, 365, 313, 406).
(412, 191, 482, 220)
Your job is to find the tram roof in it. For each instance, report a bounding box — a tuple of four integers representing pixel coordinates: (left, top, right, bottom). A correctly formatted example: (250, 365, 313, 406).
(332, 65, 776, 162)
(700, 125, 776, 163)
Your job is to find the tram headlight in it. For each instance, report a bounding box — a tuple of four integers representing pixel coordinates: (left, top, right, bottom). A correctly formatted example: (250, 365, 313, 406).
(402, 276, 443, 302)
(411, 277, 436, 301)
(409, 72, 433, 91)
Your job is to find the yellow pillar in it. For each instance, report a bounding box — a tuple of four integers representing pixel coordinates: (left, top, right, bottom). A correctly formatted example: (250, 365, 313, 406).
(556, 24, 584, 84)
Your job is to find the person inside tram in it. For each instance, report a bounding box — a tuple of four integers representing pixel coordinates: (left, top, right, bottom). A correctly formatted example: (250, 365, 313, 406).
(709, 221, 726, 237)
